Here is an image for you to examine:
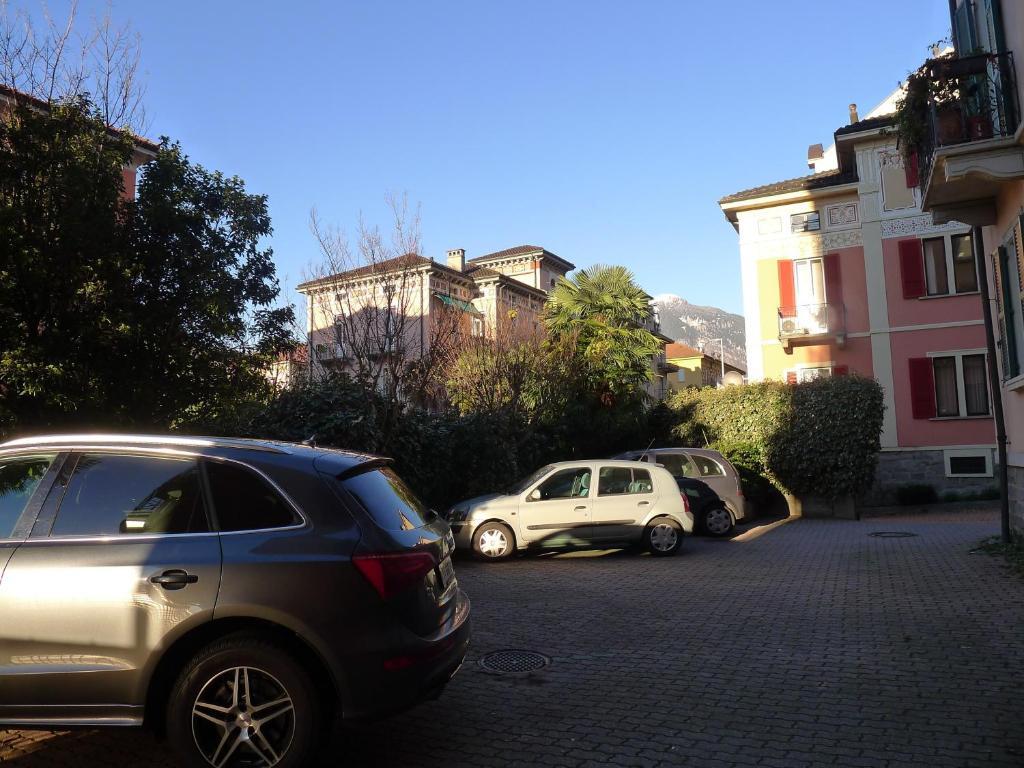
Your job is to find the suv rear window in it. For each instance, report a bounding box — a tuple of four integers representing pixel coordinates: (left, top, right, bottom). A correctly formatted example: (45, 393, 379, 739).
(52, 454, 208, 537)
(206, 460, 300, 532)
(343, 468, 432, 531)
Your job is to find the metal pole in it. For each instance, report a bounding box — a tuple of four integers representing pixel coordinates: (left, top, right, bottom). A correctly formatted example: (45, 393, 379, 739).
(973, 225, 1011, 543)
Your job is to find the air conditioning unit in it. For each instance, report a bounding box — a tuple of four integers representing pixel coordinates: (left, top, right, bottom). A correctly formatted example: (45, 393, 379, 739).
(781, 318, 798, 334)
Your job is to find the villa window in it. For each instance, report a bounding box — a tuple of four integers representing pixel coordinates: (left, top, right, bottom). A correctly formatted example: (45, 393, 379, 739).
(790, 211, 820, 233)
(910, 352, 990, 419)
(922, 234, 978, 296)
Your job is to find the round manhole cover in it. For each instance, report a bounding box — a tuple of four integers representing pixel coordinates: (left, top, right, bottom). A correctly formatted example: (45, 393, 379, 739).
(479, 650, 550, 675)
(868, 531, 918, 538)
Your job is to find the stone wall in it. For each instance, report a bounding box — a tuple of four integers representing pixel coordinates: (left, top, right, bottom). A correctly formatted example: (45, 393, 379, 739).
(859, 449, 997, 507)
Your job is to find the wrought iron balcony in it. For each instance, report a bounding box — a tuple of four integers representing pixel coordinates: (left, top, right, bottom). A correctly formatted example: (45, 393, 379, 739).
(778, 303, 846, 351)
(918, 51, 1022, 211)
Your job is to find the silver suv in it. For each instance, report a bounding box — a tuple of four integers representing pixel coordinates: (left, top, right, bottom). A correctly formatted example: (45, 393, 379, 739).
(0, 434, 470, 767)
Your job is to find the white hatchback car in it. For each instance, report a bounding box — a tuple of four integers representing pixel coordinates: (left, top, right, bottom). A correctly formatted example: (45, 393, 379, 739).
(445, 460, 693, 560)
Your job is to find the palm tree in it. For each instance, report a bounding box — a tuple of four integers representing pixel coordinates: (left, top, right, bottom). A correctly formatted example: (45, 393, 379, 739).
(543, 264, 662, 402)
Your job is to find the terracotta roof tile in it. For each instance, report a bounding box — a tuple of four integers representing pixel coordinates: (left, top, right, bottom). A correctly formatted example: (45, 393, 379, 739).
(719, 168, 857, 205)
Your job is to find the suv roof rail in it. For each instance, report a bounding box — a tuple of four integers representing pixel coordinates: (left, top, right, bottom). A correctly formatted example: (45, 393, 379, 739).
(0, 434, 291, 454)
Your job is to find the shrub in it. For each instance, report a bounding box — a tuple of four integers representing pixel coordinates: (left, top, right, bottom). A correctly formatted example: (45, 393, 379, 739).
(667, 376, 884, 501)
(897, 484, 939, 506)
(713, 439, 782, 512)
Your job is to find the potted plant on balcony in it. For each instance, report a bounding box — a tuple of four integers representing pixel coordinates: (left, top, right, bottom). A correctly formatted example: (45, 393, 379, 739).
(895, 56, 964, 159)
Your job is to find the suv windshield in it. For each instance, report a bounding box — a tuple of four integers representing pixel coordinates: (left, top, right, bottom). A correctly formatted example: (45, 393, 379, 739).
(507, 465, 554, 495)
(343, 467, 433, 531)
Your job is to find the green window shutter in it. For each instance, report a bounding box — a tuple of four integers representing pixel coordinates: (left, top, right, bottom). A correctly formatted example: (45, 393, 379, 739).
(998, 245, 1020, 378)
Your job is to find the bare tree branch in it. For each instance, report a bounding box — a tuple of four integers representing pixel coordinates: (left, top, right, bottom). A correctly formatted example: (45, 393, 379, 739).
(0, 0, 146, 132)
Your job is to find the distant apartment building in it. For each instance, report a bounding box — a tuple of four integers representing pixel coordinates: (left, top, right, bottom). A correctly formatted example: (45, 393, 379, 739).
(665, 343, 746, 390)
(296, 245, 573, 376)
(915, 0, 1024, 530)
(719, 93, 996, 502)
(0, 84, 157, 199)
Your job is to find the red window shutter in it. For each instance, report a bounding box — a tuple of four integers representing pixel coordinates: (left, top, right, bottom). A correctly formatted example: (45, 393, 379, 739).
(899, 239, 926, 299)
(904, 151, 919, 188)
(824, 253, 842, 304)
(786, 371, 798, 385)
(833, 365, 849, 376)
(778, 260, 796, 316)
(908, 357, 936, 419)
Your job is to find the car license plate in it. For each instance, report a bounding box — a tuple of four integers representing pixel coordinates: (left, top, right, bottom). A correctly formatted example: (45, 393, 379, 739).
(438, 556, 456, 590)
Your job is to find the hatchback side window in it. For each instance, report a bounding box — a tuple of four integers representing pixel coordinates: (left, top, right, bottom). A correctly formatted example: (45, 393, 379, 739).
(530, 468, 591, 501)
(598, 467, 654, 496)
(693, 456, 726, 477)
(0, 455, 56, 538)
(206, 460, 300, 531)
(51, 454, 208, 537)
(654, 453, 697, 478)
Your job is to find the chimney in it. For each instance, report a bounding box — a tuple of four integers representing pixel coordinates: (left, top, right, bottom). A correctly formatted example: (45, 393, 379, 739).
(446, 248, 465, 272)
(848, 103, 859, 124)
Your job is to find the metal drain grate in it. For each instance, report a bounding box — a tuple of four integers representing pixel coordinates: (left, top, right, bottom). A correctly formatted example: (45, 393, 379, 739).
(479, 649, 550, 674)
(868, 531, 918, 538)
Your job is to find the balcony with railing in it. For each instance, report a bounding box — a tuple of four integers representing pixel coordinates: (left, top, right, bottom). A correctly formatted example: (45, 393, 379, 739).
(917, 51, 1023, 220)
(778, 303, 846, 351)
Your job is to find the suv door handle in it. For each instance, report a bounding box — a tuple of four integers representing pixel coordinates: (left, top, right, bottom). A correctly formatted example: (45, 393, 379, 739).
(575, 505, 587, 511)
(637, 501, 650, 506)
(150, 570, 198, 590)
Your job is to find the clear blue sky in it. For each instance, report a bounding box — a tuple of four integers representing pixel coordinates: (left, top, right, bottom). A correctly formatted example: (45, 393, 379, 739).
(35, 0, 949, 315)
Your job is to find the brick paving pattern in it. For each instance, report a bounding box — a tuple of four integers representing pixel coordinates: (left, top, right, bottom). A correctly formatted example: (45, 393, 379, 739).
(2, 507, 1022, 767)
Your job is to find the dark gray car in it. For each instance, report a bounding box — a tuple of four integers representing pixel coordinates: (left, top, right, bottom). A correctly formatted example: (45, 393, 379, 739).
(0, 434, 470, 767)
(613, 448, 749, 536)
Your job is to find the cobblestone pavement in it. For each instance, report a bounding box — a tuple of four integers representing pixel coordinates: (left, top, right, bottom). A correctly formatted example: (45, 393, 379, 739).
(2, 508, 1022, 767)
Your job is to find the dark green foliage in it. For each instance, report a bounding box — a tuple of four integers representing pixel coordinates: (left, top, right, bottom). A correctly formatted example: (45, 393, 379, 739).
(940, 486, 1000, 503)
(0, 99, 293, 436)
(713, 439, 782, 511)
(667, 376, 884, 501)
(896, 484, 939, 506)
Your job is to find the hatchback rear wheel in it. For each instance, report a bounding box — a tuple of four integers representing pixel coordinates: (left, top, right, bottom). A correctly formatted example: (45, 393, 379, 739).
(472, 521, 514, 561)
(168, 634, 321, 768)
(644, 517, 682, 556)
(703, 506, 735, 537)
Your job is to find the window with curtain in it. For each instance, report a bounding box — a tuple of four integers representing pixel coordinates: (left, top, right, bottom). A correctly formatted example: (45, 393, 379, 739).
(962, 354, 990, 415)
(951, 234, 978, 293)
(933, 357, 960, 417)
(923, 238, 949, 295)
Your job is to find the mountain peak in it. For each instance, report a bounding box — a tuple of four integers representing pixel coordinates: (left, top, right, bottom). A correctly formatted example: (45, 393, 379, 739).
(654, 295, 746, 369)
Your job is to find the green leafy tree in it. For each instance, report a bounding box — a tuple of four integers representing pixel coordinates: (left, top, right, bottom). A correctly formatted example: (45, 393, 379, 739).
(0, 98, 293, 434)
(544, 264, 662, 404)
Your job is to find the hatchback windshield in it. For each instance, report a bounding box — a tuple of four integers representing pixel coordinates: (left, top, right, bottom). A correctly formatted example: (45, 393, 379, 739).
(507, 464, 554, 495)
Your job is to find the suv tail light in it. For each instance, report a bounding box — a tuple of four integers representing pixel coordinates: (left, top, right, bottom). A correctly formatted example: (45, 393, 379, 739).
(680, 493, 691, 514)
(353, 551, 437, 600)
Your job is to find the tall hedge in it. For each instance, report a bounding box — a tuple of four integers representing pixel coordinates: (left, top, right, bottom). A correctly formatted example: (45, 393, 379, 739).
(667, 376, 884, 500)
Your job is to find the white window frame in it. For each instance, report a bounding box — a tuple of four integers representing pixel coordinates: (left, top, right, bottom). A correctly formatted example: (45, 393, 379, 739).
(920, 231, 979, 297)
(786, 364, 833, 383)
(927, 349, 990, 418)
(943, 449, 993, 478)
(791, 211, 820, 233)
(471, 316, 485, 338)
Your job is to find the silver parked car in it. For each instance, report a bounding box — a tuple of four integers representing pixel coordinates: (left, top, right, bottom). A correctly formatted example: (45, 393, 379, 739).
(444, 460, 693, 560)
(614, 448, 750, 536)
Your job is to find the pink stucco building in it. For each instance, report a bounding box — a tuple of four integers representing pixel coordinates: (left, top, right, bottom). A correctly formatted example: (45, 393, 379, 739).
(720, 93, 996, 503)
